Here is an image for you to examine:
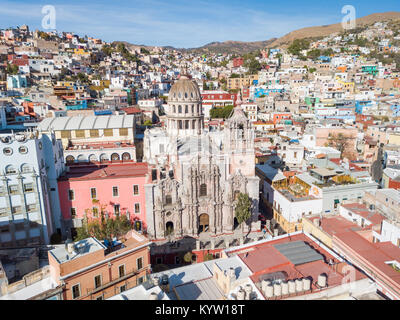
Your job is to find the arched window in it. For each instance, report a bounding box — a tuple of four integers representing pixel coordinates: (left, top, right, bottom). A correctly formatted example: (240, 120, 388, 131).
(185, 105, 188, 113)
(185, 92, 188, 98)
(66, 155, 75, 164)
(122, 152, 131, 160)
(77, 154, 86, 162)
(166, 221, 174, 235)
(166, 195, 172, 205)
(21, 164, 32, 173)
(88, 154, 97, 162)
(5, 165, 17, 175)
(191, 105, 194, 113)
(185, 120, 189, 129)
(238, 124, 244, 139)
(178, 105, 182, 113)
(111, 153, 120, 161)
(99, 154, 109, 162)
(173, 105, 176, 113)
(200, 184, 207, 197)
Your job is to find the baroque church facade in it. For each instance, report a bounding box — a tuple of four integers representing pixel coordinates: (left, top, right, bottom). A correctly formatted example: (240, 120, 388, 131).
(143, 74, 260, 240)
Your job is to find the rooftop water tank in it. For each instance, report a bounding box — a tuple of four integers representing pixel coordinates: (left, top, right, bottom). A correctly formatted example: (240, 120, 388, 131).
(303, 278, 311, 291)
(261, 279, 271, 292)
(265, 284, 273, 299)
(318, 274, 327, 288)
(237, 289, 246, 300)
(288, 280, 296, 294)
(149, 292, 158, 300)
(66, 241, 75, 255)
(245, 284, 252, 300)
(152, 276, 160, 286)
(295, 278, 303, 292)
(281, 281, 289, 295)
(227, 267, 236, 280)
(273, 283, 282, 297)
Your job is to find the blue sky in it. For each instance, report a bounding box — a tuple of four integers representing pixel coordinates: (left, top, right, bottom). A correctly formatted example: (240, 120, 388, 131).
(0, 0, 399, 48)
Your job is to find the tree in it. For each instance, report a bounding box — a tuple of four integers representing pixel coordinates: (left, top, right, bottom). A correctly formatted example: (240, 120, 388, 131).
(6, 63, 19, 75)
(74, 201, 132, 243)
(101, 45, 114, 57)
(210, 105, 234, 119)
(141, 47, 150, 55)
(38, 31, 50, 40)
(307, 49, 321, 60)
(327, 133, 352, 159)
(288, 39, 310, 56)
(183, 252, 194, 264)
(235, 193, 252, 229)
(308, 67, 317, 73)
(230, 73, 241, 79)
(203, 253, 214, 261)
(244, 58, 261, 75)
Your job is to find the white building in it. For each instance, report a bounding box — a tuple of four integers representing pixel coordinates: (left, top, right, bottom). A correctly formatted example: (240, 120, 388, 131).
(0, 130, 64, 247)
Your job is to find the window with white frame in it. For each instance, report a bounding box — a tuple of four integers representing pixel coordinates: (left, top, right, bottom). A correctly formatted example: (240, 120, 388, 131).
(90, 188, 97, 199)
(134, 203, 140, 214)
(72, 284, 81, 299)
(137, 257, 143, 270)
(112, 186, 119, 197)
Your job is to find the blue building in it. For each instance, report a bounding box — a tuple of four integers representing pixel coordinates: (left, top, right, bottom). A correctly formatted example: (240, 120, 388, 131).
(355, 100, 373, 114)
(65, 99, 88, 111)
(254, 88, 284, 98)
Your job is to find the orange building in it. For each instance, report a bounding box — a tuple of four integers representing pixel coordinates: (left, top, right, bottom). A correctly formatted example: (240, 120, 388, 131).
(48, 231, 151, 300)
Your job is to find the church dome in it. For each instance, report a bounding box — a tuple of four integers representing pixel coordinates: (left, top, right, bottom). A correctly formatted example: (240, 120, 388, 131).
(168, 75, 202, 103)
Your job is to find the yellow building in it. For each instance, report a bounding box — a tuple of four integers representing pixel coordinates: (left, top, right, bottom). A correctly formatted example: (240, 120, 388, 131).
(388, 133, 400, 146)
(302, 217, 334, 248)
(273, 209, 303, 234)
(336, 77, 355, 93)
(73, 48, 90, 56)
(227, 75, 258, 90)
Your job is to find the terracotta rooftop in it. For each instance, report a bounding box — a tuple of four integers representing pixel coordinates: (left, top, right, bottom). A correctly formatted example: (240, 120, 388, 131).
(232, 233, 366, 299)
(341, 203, 385, 226)
(333, 231, 400, 289)
(59, 162, 148, 181)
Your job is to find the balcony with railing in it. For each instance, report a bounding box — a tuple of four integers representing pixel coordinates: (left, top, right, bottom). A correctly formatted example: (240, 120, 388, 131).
(83, 266, 150, 299)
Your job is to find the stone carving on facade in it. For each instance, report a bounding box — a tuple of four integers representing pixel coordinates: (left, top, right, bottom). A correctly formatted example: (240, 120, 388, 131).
(144, 74, 260, 240)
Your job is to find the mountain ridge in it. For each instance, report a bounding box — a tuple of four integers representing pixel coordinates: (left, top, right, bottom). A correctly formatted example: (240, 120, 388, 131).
(116, 11, 400, 55)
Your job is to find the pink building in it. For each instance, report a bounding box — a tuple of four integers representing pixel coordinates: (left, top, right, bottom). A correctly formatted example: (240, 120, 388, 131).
(315, 127, 358, 160)
(58, 162, 149, 237)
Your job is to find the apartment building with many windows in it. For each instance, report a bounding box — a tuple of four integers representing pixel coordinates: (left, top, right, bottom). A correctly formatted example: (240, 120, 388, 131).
(0, 130, 64, 247)
(57, 162, 148, 239)
(48, 231, 151, 300)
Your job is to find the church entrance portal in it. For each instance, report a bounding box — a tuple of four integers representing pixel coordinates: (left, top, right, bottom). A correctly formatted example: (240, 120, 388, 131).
(198, 214, 209, 233)
(234, 217, 239, 230)
(166, 221, 174, 235)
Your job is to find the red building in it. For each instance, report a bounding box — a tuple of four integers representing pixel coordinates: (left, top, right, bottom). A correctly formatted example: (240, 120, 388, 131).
(356, 114, 374, 131)
(201, 91, 238, 107)
(272, 112, 293, 126)
(233, 57, 244, 68)
(242, 88, 250, 100)
(7, 54, 29, 66)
